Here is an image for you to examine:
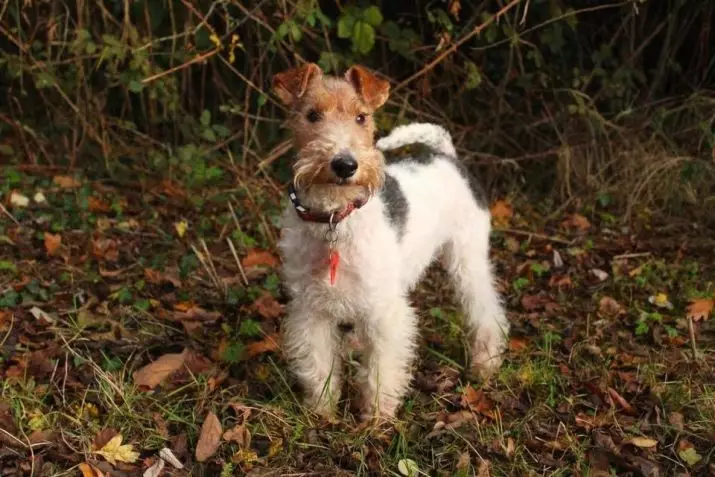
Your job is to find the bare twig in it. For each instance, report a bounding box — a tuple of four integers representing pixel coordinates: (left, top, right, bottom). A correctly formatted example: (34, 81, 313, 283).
(495, 228, 573, 245)
(392, 0, 523, 93)
(0, 203, 21, 227)
(227, 237, 249, 287)
(142, 49, 219, 84)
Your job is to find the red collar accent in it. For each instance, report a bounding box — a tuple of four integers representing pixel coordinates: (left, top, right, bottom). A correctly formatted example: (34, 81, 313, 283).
(288, 183, 367, 224)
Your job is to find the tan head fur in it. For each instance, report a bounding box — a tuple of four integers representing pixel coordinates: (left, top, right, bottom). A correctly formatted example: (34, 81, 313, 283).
(272, 63, 390, 211)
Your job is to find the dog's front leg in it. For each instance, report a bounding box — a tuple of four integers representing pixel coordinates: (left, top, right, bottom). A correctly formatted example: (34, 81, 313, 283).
(282, 305, 342, 418)
(358, 299, 418, 421)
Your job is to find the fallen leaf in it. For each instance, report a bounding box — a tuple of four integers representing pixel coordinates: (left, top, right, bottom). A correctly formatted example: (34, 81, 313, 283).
(254, 294, 283, 319)
(88, 196, 111, 213)
(93, 434, 140, 465)
(241, 250, 279, 269)
(476, 459, 491, 477)
(509, 337, 528, 352)
(92, 238, 119, 262)
(461, 386, 495, 419)
(159, 447, 184, 469)
(686, 298, 713, 322)
(649, 293, 673, 310)
(143, 458, 164, 477)
(678, 447, 702, 466)
(245, 334, 280, 358)
(223, 424, 251, 448)
(599, 296, 625, 317)
(455, 452, 470, 470)
(195, 411, 222, 462)
(590, 269, 609, 281)
(174, 221, 188, 238)
(563, 213, 591, 230)
(29, 306, 56, 324)
(78, 463, 106, 477)
(33, 191, 46, 204)
(10, 190, 30, 208)
(489, 200, 513, 226)
(607, 387, 635, 415)
(44, 233, 62, 256)
(93, 428, 119, 450)
(504, 437, 515, 457)
(552, 249, 564, 268)
(397, 458, 419, 476)
(53, 175, 81, 188)
(170, 305, 221, 322)
(628, 436, 658, 448)
(144, 268, 182, 288)
(668, 412, 684, 431)
(133, 350, 188, 389)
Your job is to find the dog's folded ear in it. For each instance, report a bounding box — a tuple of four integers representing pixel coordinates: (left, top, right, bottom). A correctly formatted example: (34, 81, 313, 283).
(272, 63, 323, 106)
(345, 65, 390, 111)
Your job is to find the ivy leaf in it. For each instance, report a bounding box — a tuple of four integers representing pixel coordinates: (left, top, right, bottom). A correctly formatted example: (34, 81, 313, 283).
(128, 80, 144, 93)
(93, 434, 140, 465)
(363, 6, 384, 27)
(352, 21, 375, 55)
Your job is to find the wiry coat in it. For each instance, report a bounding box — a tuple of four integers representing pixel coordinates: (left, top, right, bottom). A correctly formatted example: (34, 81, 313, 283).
(279, 122, 509, 419)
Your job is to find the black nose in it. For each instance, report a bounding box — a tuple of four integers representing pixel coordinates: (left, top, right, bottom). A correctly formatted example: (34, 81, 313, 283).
(330, 153, 358, 179)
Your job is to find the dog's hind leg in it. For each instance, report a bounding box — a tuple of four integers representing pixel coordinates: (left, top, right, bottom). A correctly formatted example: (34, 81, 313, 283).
(443, 207, 509, 378)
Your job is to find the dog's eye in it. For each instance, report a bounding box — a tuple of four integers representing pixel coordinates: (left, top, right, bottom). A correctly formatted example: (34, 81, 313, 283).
(356, 113, 367, 125)
(306, 109, 321, 123)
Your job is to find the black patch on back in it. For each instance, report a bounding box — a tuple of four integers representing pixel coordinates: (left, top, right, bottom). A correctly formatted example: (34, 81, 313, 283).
(379, 173, 408, 238)
(450, 159, 488, 208)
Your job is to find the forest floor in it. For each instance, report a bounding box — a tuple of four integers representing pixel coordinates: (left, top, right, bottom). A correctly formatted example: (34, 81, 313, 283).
(1, 164, 714, 477)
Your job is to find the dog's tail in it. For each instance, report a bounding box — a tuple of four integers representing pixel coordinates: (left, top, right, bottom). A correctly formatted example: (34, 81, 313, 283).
(375, 123, 457, 158)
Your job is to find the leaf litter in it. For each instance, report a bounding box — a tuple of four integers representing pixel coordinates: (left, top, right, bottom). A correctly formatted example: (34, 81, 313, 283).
(2, 170, 714, 476)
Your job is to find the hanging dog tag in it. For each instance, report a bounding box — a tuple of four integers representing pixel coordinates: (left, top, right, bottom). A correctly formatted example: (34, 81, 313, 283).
(328, 249, 340, 286)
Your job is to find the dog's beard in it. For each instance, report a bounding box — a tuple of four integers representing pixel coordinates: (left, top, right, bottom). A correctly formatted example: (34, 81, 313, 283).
(292, 145, 385, 213)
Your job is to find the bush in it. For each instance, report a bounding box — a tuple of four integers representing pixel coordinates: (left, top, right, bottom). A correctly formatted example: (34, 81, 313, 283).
(1, 0, 713, 217)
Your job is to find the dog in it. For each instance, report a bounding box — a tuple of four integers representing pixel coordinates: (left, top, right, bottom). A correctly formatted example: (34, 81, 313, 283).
(272, 63, 508, 420)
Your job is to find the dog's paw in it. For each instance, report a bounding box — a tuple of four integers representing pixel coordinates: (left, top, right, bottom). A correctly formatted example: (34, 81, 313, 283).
(470, 331, 506, 379)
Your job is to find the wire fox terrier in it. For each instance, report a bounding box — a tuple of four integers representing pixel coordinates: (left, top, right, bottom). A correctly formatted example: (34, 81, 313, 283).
(272, 63, 508, 420)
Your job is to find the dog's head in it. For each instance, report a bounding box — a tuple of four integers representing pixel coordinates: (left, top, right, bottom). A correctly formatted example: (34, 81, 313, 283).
(272, 63, 390, 205)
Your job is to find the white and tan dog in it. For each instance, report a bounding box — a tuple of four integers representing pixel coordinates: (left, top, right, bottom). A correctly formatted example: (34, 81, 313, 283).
(273, 63, 508, 420)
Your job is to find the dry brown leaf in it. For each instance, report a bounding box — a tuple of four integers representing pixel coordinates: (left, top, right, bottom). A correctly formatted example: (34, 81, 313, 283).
(44, 233, 62, 256)
(171, 305, 221, 322)
(607, 387, 635, 415)
(195, 411, 222, 462)
(668, 411, 684, 431)
(144, 268, 182, 288)
(241, 250, 279, 269)
(92, 238, 119, 262)
(461, 386, 495, 419)
(562, 213, 591, 230)
(78, 463, 106, 477)
(133, 350, 188, 389)
(88, 196, 111, 213)
(223, 424, 251, 448)
(598, 296, 625, 317)
(254, 294, 283, 320)
(476, 459, 491, 477)
(53, 175, 81, 188)
(687, 298, 713, 322)
(628, 436, 658, 449)
(245, 334, 280, 358)
(92, 428, 119, 450)
(489, 200, 513, 226)
(508, 337, 528, 352)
